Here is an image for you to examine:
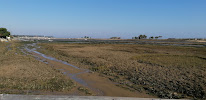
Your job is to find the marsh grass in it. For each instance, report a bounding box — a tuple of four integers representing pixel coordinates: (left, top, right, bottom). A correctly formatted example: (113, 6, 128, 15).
(38, 43, 206, 99)
(0, 77, 73, 92)
(133, 54, 206, 68)
(0, 42, 75, 93)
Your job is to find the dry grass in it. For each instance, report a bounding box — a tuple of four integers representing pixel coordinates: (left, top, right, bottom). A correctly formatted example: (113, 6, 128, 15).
(0, 42, 74, 94)
(38, 43, 206, 99)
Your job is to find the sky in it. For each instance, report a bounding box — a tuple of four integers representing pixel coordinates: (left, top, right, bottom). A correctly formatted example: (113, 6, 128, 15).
(0, 0, 206, 39)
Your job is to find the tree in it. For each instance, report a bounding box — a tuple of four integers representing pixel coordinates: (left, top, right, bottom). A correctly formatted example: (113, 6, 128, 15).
(84, 36, 91, 39)
(132, 37, 138, 39)
(149, 36, 154, 39)
(154, 36, 163, 39)
(0, 28, 10, 38)
(158, 36, 162, 39)
(155, 36, 159, 39)
(138, 34, 147, 39)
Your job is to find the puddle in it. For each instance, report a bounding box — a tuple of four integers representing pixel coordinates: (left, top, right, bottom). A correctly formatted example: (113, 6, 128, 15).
(20, 43, 103, 95)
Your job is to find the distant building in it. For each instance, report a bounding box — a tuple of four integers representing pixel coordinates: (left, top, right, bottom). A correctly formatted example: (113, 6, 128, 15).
(6, 36, 11, 41)
(13, 35, 54, 41)
(110, 37, 121, 39)
(13, 35, 53, 38)
(0, 38, 8, 42)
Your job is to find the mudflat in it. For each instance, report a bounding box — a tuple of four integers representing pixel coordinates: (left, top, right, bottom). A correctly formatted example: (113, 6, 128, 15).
(38, 41, 206, 99)
(0, 41, 155, 98)
(1, 40, 206, 99)
(24, 42, 154, 98)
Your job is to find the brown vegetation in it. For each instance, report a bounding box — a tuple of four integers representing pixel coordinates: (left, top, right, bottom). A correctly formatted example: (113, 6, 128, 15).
(38, 43, 206, 99)
(0, 42, 74, 94)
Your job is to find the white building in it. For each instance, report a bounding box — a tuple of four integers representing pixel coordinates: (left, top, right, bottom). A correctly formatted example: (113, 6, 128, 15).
(0, 38, 8, 42)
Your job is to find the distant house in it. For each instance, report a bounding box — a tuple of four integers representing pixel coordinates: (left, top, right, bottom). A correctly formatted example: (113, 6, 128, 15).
(110, 37, 121, 39)
(0, 36, 11, 42)
(12, 35, 54, 40)
(6, 36, 11, 41)
(0, 38, 8, 42)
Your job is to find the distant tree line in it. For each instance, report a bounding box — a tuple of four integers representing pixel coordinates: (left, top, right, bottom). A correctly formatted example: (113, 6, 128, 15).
(110, 37, 121, 39)
(0, 28, 11, 38)
(149, 36, 162, 39)
(81, 36, 91, 39)
(133, 35, 147, 39)
(133, 35, 162, 39)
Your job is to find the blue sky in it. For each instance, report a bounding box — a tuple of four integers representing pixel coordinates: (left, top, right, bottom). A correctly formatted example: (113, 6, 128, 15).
(0, 0, 206, 39)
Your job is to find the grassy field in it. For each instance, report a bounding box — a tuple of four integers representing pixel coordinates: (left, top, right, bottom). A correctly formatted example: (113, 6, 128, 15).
(38, 42, 206, 99)
(0, 42, 74, 94)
